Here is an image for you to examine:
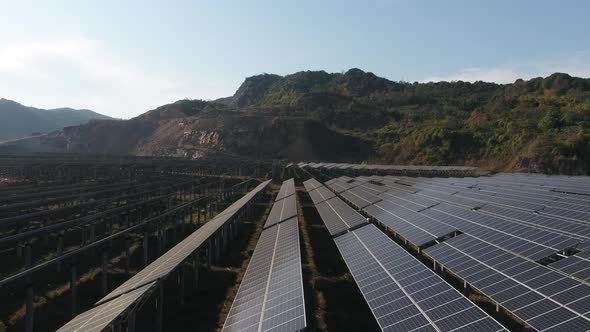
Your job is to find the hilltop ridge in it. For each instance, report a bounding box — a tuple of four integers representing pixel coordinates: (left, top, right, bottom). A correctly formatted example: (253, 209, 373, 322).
(2, 70, 589, 174)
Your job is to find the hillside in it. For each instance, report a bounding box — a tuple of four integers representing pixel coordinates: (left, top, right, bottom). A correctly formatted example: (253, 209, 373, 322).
(0, 99, 114, 141)
(2, 70, 589, 174)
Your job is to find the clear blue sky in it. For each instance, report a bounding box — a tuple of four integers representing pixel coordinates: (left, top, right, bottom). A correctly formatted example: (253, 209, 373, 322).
(1, 0, 589, 118)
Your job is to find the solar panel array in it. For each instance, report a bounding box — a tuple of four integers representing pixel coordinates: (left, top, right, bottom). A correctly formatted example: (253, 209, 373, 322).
(223, 180, 305, 332)
(59, 180, 271, 331)
(323, 174, 588, 261)
(305, 179, 505, 331)
(296, 162, 478, 173)
(424, 234, 590, 331)
(307, 173, 590, 331)
(98, 180, 272, 305)
(335, 224, 507, 332)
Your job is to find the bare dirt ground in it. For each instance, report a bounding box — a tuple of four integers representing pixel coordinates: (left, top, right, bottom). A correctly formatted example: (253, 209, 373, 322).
(297, 186, 380, 331)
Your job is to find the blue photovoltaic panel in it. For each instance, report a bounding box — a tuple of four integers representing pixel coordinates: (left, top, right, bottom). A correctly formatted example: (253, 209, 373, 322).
(222, 218, 306, 332)
(334, 224, 506, 332)
(424, 234, 590, 331)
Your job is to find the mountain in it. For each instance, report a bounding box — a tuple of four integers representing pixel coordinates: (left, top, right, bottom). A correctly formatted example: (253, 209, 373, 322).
(0, 99, 114, 141)
(2, 70, 590, 174)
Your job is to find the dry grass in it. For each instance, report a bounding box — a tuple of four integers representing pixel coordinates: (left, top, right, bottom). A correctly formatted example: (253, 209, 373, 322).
(296, 186, 328, 330)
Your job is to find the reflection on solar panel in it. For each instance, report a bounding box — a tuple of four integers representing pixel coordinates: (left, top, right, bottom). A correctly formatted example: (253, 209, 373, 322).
(307, 186, 336, 205)
(97, 180, 271, 305)
(275, 178, 295, 202)
(58, 281, 156, 332)
(424, 234, 590, 331)
(315, 196, 367, 236)
(335, 224, 506, 332)
(222, 218, 305, 332)
(264, 194, 297, 228)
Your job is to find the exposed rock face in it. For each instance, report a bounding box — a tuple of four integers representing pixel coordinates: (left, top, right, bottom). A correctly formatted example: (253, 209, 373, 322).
(1, 111, 370, 162)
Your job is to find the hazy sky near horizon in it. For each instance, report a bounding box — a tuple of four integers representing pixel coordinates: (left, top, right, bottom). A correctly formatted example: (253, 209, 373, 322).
(1, 0, 589, 118)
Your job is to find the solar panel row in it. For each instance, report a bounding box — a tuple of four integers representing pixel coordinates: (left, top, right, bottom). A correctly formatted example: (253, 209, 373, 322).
(335, 224, 507, 332)
(297, 162, 478, 172)
(58, 180, 271, 332)
(275, 178, 295, 202)
(305, 178, 506, 332)
(424, 234, 590, 331)
(302, 178, 322, 192)
(550, 250, 590, 283)
(222, 216, 305, 331)
(307, 186, 336, 205)
(264, 193, 297, 229)
(341, 176, 585, 260)
(57, 282, 156, 332)
(98, 179, 272, 305)
(314, 196, 368, 236)
(318, 174, 590, 330)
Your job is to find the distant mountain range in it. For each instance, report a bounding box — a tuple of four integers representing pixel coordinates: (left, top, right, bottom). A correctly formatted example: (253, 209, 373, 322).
(0, 98, 113, 141)
(1, 70, 589, 174)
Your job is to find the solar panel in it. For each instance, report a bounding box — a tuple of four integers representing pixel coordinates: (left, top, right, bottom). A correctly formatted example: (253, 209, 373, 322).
(420, 207, 557, 261)
(302, 178, 322, 192)
(362, 202, 456, 247)
(378, 191, 436, 212)
(97, 180, 270, 305)
(307, 186, 336, 205)
(264, 194, 297, 229)
(423, 203, 580, 260)
(326, 181, 356, 193)
(314, 196, 368, 236)
(334, 224, 506, 332)
(357, 182, 390, 195)
(479, 204, 590, 240)
(550, 254, 590, 283)
(340, 187, 382, 209)
(540, 207, 590, 225)
(222, 218, 306, 332)
(424, 234, 590, 331)
(58, 281, 156, 332)
(275, 178, 295, 202)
